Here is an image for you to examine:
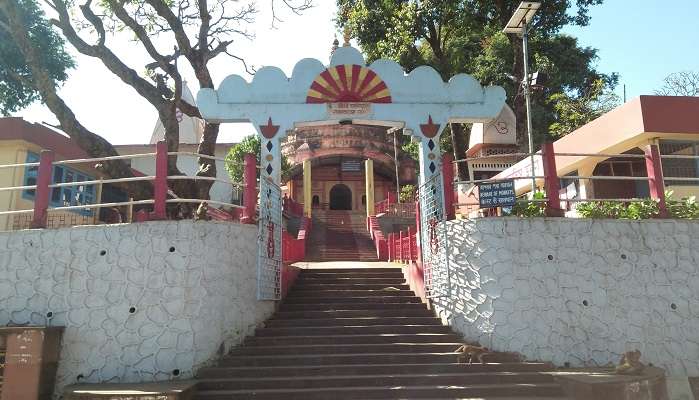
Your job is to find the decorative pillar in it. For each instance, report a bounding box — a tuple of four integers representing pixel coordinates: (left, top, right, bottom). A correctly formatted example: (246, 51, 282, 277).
(303, 159, 312, 217)
(365, 159, 375, 215)
(259, 118, 282, 185)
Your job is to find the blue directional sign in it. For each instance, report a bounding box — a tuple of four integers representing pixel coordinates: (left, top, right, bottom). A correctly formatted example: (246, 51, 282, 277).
(478, 180, 516, 208)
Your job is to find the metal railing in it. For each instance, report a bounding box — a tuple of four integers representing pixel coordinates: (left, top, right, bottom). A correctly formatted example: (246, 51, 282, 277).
(0, 141, 259, 229)
(449, 143, 699, 219)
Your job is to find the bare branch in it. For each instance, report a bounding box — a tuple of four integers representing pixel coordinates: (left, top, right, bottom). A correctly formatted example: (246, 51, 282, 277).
(225, 50, 256, 75)
(655, 71, 699, 97)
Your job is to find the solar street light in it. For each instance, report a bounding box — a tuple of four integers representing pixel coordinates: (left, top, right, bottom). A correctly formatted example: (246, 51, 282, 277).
(504, 2, 541, 194)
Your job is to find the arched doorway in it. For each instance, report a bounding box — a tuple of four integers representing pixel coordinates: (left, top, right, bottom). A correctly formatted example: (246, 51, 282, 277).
(329, 184, 352, 210)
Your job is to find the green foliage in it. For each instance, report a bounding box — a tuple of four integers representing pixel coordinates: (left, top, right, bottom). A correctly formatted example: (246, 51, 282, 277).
(224, 134, 291, 183)
(399, 184, 416, 202)
(337, 0, 617, 145)
(549, 79, 619, 137)
(505, 191, 546, 217)
(0, 0, 74, 115)
(666, 191, 699, 219)
(575, 200, 659, 219)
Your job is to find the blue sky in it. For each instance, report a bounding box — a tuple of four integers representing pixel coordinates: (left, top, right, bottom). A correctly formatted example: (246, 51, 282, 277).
(562, 0, 699, 100)
(16, 1, 698, 145)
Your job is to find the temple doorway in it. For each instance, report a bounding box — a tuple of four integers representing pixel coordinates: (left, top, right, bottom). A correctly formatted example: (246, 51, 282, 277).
(329, 184, 352, 210)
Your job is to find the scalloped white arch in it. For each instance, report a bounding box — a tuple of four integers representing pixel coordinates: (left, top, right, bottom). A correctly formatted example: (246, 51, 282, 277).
(197, 46, 506, 186)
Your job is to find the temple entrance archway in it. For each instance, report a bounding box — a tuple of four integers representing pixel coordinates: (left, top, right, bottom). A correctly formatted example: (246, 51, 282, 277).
(329, 184, 352, 210)
(197, 44, 506, 300)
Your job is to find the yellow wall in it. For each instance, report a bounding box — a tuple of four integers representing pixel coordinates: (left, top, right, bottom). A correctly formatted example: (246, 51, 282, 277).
(0, 140, 102, 231)
(666, 185, 699, 200)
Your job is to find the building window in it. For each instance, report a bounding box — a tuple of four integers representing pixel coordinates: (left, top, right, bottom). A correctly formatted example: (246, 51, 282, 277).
(22, 152, 40, 198)
(23, 152, 95, 215)
(660, 140, 699, 186)
(312, 195, 320, 206)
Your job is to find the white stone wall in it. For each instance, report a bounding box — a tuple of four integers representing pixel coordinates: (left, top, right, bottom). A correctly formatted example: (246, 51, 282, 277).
(432, 218, 699, 377)
(0, 220, 273, 393)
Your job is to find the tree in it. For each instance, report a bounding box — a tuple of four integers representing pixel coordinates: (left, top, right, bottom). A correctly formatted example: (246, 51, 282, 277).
(0, 0, 72, 115)
(225, 134, 291, 183)
(655, 71, 699, 97)
(8, 0, 309, 206)
(548, 79, 619, 137)
(337, 0, 616, 180)
(0, 0, 151, 198)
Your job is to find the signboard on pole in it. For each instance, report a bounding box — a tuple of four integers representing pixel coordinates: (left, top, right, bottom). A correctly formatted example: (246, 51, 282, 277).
(478, 180, 516, 208)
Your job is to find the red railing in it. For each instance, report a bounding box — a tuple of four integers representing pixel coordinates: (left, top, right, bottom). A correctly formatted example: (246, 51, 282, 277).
(0, 140, 259, 228)
(451, 143, 699, 219)
(367, 215, 388, 260)
(388, 227, 418, 263)
(282, 216, 311, 264)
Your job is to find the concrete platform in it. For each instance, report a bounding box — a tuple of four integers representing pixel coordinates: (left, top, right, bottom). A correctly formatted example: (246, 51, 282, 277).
(64, 380, 197, 400)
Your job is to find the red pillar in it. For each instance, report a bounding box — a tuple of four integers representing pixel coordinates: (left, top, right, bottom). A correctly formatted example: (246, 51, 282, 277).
(645, 144, 668, 218)
(151, 140, 168, 220)
(31, 150, 54, 228)
(241, 153, 257, 224)
(542, 142, 564, 217)
(441, 153, 455, 220)
(388, 233, 393, 262)
(407, 226, 415, 261)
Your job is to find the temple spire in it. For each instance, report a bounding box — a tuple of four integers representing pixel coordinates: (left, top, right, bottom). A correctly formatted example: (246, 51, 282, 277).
(330, 35, 339, 59)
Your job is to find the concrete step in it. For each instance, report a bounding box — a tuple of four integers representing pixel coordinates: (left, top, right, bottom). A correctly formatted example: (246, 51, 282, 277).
(272, 308, 434, 319)
(216, 352, 514, 367)
(264, 316, 443, 327)
(285, 289, 416, 297)
(244, 333, 462, 346)
(193, 383, 566, 399)
(298, 272, 404, 279)
(196, 362, 556, 379)
(300, 268, 401, 273)
(278, 302, 428, 311)
(294, 277, 406, 285)
(292, 283, 410, 291)
(282, 296, 422, 304)
(196, 372, 557, 391)
(255, 324, 453, 336)
(230, 343, 464, 355)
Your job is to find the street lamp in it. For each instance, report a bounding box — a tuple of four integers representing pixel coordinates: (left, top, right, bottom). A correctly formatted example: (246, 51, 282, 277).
(504, 1, 541, 194)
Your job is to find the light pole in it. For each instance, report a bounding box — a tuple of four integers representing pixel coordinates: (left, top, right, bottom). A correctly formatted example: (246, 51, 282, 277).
(504, 1, 541, 194)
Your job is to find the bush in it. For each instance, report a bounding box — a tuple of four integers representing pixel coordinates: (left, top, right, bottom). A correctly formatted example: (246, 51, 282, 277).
(575, 191, 698, 220)
(504, 191, 546, 217)
(575, 199, 659, 220)
(400, 184, 416, 202)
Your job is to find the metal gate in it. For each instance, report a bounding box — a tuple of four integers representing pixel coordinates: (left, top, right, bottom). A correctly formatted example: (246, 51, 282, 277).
(257, 176, 283, 300)
(418, 172, 450, 299)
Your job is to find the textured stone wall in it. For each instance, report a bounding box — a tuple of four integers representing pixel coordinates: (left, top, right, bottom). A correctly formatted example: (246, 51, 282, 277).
(432, 218, 699, 377)
(0, 220, 273, 394)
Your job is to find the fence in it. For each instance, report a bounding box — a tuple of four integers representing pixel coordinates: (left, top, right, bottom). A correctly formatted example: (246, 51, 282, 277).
(450, 143, 699, 219)
(387, 227, 418, 263)
(0, 141, 259, 229)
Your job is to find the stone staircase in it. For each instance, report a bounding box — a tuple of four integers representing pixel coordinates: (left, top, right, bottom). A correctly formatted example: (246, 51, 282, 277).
(193, 267, 568, 399)
(305, 210, 378, 261)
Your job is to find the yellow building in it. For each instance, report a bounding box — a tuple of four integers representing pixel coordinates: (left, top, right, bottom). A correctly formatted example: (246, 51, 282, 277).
(0, 117, 111, 231)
